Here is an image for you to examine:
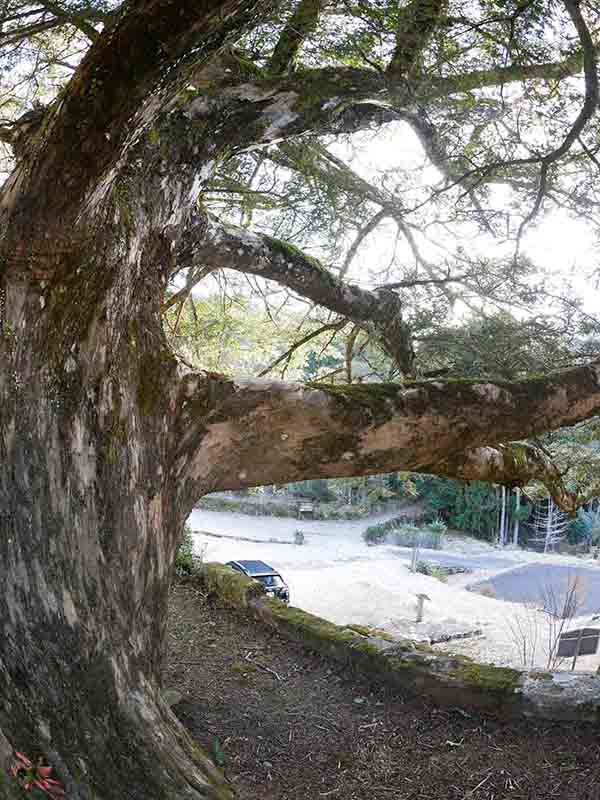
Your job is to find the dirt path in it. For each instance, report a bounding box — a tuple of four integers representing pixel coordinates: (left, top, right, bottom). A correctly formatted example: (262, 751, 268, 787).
(166, 580, 600, 800)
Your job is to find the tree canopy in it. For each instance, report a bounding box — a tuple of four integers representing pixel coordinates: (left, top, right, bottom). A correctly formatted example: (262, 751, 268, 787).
(3, 0, 600, 507)
(3, 2, 600, 797)
(1, 2, 600, 506)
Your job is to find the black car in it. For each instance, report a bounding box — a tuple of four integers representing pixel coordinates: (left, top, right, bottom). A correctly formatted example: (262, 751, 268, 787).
(226, 560, 290, 603)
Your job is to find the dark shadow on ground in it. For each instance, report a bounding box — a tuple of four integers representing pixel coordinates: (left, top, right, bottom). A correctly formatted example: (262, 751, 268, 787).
(166, 580, 600, 800)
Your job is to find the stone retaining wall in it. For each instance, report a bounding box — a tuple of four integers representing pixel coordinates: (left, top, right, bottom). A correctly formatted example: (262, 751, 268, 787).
(200, 563, 600, 723)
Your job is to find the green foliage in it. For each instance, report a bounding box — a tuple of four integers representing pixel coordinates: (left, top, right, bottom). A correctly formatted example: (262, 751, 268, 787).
(418, 312, 574, 381)
(165, 294, 359, 383)
(362, 514, 410, 544)
(568, 509, 591, 545)
(567, 508, 600, 546)
(451, 483, 502, 541)
(415, 560, 447, 582)
(166, 294, 294, 375)
(428, 518, 447, 535)
(302, 349, 342, 380)
(415, 476, 535, 541)
(391, 525, 443, 550)
(416, 477, 463, 521)
(417, 476, 500, 540)
(363, 524, 387, 545)
(363, 518, 443, 549)
(286, 479, 337, 502)
(513, 504, 533, 522)
(175, 523, 195, 576)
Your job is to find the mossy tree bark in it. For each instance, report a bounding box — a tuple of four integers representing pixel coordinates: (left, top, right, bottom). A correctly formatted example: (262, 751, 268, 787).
(0, 1, 599, 798)
(174, 368, 600, 514)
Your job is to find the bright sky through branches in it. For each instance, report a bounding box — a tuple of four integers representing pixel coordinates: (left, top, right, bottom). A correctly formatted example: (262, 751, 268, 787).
(329, 120, 599, 318)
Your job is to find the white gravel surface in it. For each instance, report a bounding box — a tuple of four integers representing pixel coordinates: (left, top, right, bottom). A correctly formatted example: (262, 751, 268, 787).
(188, 507, 600, 671)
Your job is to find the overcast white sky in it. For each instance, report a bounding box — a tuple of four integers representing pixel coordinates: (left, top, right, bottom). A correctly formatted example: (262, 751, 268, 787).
(328, 121, 600, 318)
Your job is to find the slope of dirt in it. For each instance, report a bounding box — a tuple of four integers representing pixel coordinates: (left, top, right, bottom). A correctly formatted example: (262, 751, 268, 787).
(166, 580, 600, 800)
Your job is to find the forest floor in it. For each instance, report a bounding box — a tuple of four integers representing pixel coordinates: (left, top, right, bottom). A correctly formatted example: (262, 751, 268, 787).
(166, 579, 600, 800)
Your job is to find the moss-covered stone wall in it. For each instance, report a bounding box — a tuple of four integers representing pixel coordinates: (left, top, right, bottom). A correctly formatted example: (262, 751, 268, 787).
(201, 563, 600, 723)
(201, 562, 266, 608)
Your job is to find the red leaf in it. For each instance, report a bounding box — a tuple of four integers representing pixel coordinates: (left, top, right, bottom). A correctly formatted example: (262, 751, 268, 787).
(37, 766, 53, 778)
(15, 752, 32, 768)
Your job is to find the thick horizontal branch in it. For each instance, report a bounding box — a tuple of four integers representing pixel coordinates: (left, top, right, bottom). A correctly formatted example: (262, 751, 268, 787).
(433, 443, 577, 513)
(179, 213, 415, 373)
(171, 360, 600, 510)
(427, 50, 591, 98)
(173, 51, 589, 157)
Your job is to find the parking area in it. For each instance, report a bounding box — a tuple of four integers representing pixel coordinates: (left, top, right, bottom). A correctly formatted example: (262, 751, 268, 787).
(189, 508, 600, 671)
(471, 563, 600, 616)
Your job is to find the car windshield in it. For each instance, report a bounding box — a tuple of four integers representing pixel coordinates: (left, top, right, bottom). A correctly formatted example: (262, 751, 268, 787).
(257, 574, 284, 588)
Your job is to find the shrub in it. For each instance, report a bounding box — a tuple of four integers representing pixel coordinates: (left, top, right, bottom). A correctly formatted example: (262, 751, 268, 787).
(390, 523, 421, 547)
(361, 514, 415, 544)
(362, 518, 444, 549)
(363, 524, 387, 545)
(415, 560, 447, 581)
(428, 518, 447, 535)
(175, 523, 195, 576)
(391, 525, 443, 550)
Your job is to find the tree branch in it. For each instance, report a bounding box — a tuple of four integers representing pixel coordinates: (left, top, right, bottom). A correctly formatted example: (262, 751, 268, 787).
(379, 273, 471, 289)
(434, 442, 578, 513)
(340, 209, 388, 278)
(6, 2, 592, 223)
(171, 360, 600, 510)
(12, 0, 266, 219)
(387, 0, 446, 80)
(0, 16, 67, 47)
(269, 0, 323, 74)
(179, 213, 415, 374)
(257, 318, 348, 377)
(173, 49, 591, 160)
(427, 50, 594, 98)
(270, 141, 480, 309)
(513, 0, 599, 252)
(163, 266, 214, 313)
(36, 0, 100, 41)
(345, 324, 361, 382)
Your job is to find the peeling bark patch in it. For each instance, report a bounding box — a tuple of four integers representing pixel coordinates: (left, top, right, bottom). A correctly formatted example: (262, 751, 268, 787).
(260, 92, 299, 141)
(62, 589, 78, 626)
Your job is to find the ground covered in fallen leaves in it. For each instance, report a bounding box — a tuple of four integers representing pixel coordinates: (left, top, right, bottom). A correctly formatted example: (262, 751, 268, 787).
(165, 579, 600, 800)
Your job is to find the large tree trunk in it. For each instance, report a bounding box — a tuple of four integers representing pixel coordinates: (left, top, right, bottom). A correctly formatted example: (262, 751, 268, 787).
(0, 259, 230, 797)
(1, 1, 599, 796)
(2, 230, 600, 797)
